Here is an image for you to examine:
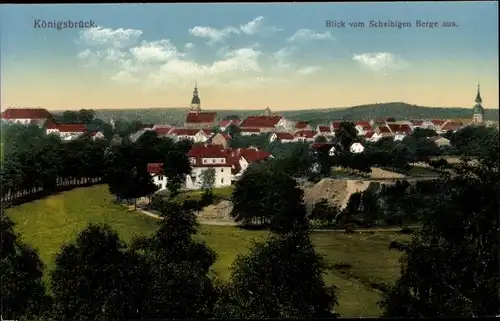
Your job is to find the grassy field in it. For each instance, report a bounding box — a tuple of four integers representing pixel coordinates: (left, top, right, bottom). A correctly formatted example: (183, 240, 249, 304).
(6, 184, 409, 317)
(172, 186, 235, 203)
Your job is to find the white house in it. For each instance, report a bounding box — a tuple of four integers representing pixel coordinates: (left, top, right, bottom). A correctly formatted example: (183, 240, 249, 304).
(46, 123, 87, 139)
(393, 133, 406, 141)
(240, 128, 261, 136)
(366, 132, 382, 143)
(1, 107, 51, 127)
(350, 142, 365, 154)
(274, 117, 295, 132)
(270, 132, 295, 143)
(429, 136, 451, 147)
(294, 130, 317, 143)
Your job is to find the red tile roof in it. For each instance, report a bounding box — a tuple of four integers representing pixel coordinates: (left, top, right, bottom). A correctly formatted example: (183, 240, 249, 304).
(356, 121, 371, 128)
(170, 128, 200, 136)
(365, 132, 375, 138)
(185, 111, 217, 124)
(219, 120, 231, 127)
(155, 127, 172, 135)
(142, 124, 154, 129)
(294, 130, 317, 138)
(239, 149, 272, 163)
(387, 124, 412, 134)
(240, 128, 261, 133)
(295, 121, 309, 129)
(47, 122, 87, 132)
(331, 121, 342, 130)
(1, 108, 51, 119)
(201, 128, 214, 135)
(377, 126, 392, 134)
(431, 119, 446, 126)
(240, 116, 281, 128)
(147, 163, 163, 174)
(274, 132, 295, 140)
(317, 125, 330, 133)
(187, 144, 228, 158)
(441, 121, 463, 131)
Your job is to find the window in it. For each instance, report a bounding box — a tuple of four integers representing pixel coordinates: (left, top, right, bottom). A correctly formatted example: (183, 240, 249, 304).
(221, 178, 224, 184)
(213, 159, 215, 163)
(203, 159, 207, 163)
(157, 175, 164, 181)
(221, 168, 224, 172)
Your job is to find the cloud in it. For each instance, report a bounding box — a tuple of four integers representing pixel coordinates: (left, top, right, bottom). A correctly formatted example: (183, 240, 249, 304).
(78, 26, 143, 48)
(188, 26, 240, 44)
(130, 40, 183, 63)
(240, 16, 264, 35)
(352, 52, 409, 72)
(76, 25, 318, 89)
(297, 66, 321, 75)
(287, 29, 334, 42)
(272, 47, 294, 70)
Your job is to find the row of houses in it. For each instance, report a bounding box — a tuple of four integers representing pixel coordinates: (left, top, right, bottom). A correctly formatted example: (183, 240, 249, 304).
(147, 144, 272, 190)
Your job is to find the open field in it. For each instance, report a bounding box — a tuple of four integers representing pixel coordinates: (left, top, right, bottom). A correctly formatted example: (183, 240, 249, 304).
(6, 184, 410, 317)
(171, 186, 234, 203)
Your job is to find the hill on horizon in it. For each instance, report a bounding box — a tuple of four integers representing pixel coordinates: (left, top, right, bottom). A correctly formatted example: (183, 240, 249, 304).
(58, 102, 497, 126)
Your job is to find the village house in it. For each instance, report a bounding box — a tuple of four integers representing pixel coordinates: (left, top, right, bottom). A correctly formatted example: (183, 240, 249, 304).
(355, 121, 372, 136)
(168, 128, 212, 143)
(88, 131, 105, 140)
(269, 132, 295, 143)
(154, 127, 173, 137)
(428, 136, 451, 148)
(330, 120, 342, 133)
(239, 128, 261, 136)
(1, 107, 52, 127)
(439, 120, 464, 134)
(316, 125, 333, 138)
(239, 115, 283, 133)
(294, 130, 317, 143)
(294, 121, 312, 132)
(147, 145, 272, 190)
(210, 132, 232, 149)
(46, 122, 88, 140)
(310, 143, 337, 157)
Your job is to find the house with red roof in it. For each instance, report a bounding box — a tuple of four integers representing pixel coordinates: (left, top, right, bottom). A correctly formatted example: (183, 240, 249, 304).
(440, 120, 464, 133)
(269, 132, 295, 143)
(239, 128, 261, 136)
(355, 121, 372, 136)
(46, 122, 88, 139)
(1, 107, 51, 127)
(239, 115, 284, 133)
(154, 127, 173, 137)
(294, 130, 317, 143)
(168, 128, 212, 143)
(330, 120, 342, 133)
(294, 121, 312, 132)
(147, 144, 273, 190)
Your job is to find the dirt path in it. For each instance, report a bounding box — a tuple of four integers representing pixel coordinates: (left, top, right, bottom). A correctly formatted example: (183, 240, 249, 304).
(133, 205, 415, 232)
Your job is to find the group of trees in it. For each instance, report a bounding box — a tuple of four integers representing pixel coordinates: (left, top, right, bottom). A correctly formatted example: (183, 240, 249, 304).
(1, 124, 106, 204)
(2, 189, 337, 319)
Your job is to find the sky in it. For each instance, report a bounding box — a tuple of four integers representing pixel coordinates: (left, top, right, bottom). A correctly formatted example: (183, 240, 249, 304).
(0, 2, 498, 111)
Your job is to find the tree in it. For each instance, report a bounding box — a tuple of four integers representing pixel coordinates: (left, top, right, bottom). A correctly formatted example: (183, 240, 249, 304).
(411, 127, 438, 139)
(231, 167, 308, 233)
(200, 168, 216, 190)
(50, 223, 141, 321)
(163, 149, 192, 197)
(1, 213, 50, 320)
(130, 202, 217, 318)
(214, 231, 337, 318)
(226, 124, 241, 137)
(380, 150, 499, 317)
(336, 122, 358, 152)
(309, 199, 339, 226)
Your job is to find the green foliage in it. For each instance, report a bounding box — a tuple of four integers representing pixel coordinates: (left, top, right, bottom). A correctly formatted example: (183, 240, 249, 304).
(214, 231, 338, 318)
(310, 199, 340, 226)
(231, 167, 308, 233)
(50, 223, 141, 320)
(52, 109, 95, 124)
(1, 213, 50, 320)
(336, 122, 358, 152)
(380, 151, 500, 317)
(200, 168, 216, 190)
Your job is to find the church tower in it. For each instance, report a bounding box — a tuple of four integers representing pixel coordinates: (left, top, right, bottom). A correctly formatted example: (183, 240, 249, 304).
(472, 83, 484, 124)
(190, 83, 201, 113)
(263, 106, 272, 116)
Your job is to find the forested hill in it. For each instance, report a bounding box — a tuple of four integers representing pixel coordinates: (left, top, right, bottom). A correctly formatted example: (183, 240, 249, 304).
(80, 102, 498, 125)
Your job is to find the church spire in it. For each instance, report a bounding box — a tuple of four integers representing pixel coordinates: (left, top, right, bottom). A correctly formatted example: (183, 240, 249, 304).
(475, 82, 482, 104)
(190, 82, 201, 112)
